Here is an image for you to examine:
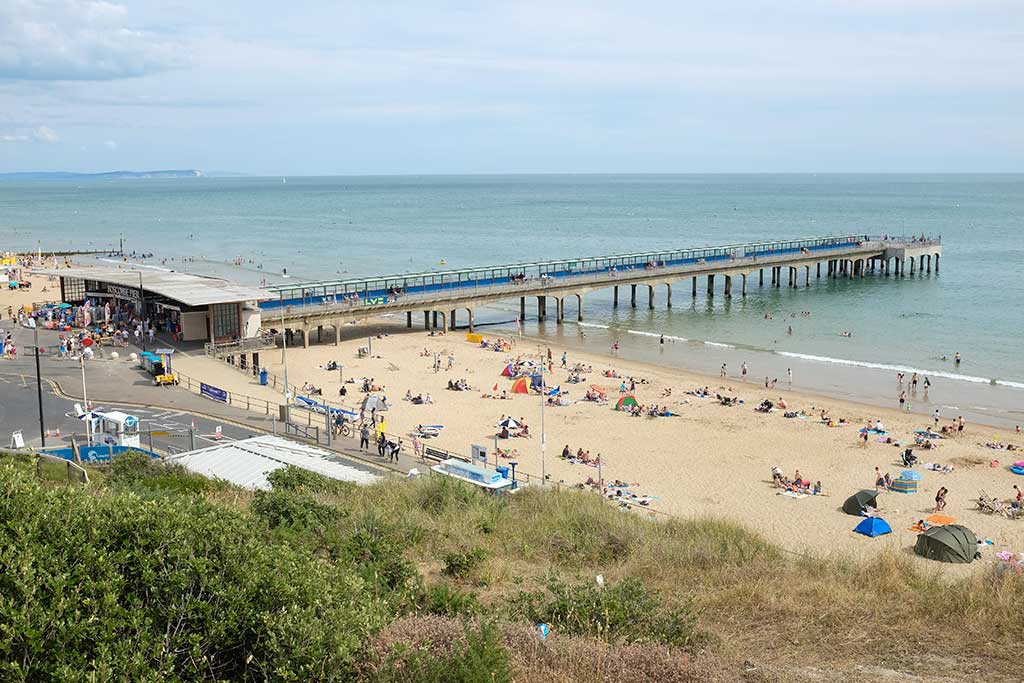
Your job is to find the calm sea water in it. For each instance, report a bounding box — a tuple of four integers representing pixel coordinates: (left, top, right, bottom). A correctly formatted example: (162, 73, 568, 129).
(3, 174, 1022, 423)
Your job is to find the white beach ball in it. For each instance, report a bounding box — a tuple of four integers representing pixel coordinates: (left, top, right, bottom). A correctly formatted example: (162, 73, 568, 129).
(129, 353, 138, 362)
(109, 351, 119, 360)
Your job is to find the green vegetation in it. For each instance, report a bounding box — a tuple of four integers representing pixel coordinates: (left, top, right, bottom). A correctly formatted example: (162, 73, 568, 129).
(0, 450, 1021, 682)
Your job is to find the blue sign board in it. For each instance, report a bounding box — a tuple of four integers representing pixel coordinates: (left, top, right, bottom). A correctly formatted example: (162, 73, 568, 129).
(200, 383, 228, 403)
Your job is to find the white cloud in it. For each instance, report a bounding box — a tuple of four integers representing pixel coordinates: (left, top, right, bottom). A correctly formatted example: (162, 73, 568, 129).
(103, 139, 117, 149)
(0, 0, 182, 81)
(0, 125, 59, 143)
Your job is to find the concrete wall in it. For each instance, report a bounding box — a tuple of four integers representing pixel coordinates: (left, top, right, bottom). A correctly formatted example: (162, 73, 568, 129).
(179, 311, 209, 341)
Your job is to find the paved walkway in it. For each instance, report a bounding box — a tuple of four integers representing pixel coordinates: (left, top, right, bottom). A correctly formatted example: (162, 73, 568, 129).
(1, 321, 416, 475)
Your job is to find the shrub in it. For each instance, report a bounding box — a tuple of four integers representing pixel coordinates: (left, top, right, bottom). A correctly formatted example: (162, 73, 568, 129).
(363, 618, 512, 683)
(0, 464, 388, 682)
(266, 465, 355, 495)
(251, 488, 341, 531)
(421, 583, 481, 618)
(340, 513, 422, 603)
(510, 576, 703, 649)
(442, 547, 488, 578)
(108, 450, 217, 495)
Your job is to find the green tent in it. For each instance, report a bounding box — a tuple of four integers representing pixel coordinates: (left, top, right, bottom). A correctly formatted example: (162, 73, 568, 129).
(842, 490, 878, 516)
(914, 524, 977, 564)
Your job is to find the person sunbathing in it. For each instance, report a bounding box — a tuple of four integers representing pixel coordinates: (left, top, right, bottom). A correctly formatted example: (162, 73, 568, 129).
(518, 424, 531, 437)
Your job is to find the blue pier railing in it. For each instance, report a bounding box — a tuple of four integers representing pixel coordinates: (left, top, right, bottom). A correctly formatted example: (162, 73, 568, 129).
(260, 234, 875, 311)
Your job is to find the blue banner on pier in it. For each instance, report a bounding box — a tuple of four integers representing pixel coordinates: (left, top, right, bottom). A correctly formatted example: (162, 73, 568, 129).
(200, 382, 228, 403)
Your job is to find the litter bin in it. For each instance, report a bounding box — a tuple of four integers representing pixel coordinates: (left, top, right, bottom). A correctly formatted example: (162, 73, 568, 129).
(259, 369, 268, 386)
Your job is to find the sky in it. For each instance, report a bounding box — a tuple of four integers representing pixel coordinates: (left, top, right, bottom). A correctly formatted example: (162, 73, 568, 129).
(0, 0, 1021, 174)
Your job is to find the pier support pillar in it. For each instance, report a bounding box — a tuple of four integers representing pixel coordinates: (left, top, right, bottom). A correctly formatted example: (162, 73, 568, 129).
(648, 285, 654, 309)
(467, 309, 475, 332)
(333, 323, 341, 346)
(424, 311, 430, 329)
(537, 296, 546, 321)
(631, 284, 637, 308)
(576, 294, 584, 322)
(302, 328, 309, 349)
(775, 267, 781, 287)
(665, 283, 672, 308)
(613, 286, 619, 307)
(439, 311, 447, 332)
(742, 274, 748, 296)
(317, 325, 323, 343)
(934, 254, 939, 273)
(759, 269, 764, 286)
(450, 310, 457, 330)
(406, 311, 412, 328)
(520, 297, 526, 321)
(909, 258, 915, 275)
(432, 311, 438, 328)
(692, 277, 697, 298)
(724, 275, 732, 297)
(770, 268, 776, 286)
(557, 297, 564, 323)
(860, 260, 865, 278)
(926, 255, 932, 273)
(707, 274, 715, 296)
(805, 265, 811, 287)
(817, 262, 821, 278)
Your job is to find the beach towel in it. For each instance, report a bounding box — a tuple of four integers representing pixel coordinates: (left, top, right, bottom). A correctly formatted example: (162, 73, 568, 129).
(860, 428, 887, 435)
(779, 490, 808, 499)
(926, 514, 956, 526)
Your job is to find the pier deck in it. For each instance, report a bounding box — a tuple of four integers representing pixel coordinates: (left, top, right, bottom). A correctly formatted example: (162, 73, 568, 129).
(256, 234, 941, 347)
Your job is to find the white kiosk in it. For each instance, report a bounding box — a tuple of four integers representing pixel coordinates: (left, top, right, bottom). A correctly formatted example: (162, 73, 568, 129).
(94, 411, 141, 448)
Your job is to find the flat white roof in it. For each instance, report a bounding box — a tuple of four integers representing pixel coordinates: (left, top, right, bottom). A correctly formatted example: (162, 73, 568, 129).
(167, 434, 381, 490)
(34, 267, 267, 307)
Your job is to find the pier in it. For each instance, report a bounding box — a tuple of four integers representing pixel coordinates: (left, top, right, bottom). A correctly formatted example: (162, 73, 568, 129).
(259, 234, 941, 348)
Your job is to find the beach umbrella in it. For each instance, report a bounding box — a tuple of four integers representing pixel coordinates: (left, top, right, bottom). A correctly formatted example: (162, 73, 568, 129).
(914, 524, 977, 564)
(497, 417, 522, 428)
(56, 303, 73, 309)
(615, 395, 639, 411)
(842, 490, 878, 516)
(899, 469, 923, 481)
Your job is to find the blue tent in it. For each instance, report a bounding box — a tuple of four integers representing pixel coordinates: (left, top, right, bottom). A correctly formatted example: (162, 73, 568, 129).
(899, 469, 923, 481)
(854, 517, 892, 537)
(529, 373, 543, 390)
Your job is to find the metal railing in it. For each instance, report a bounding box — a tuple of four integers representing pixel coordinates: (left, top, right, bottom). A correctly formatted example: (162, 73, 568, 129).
(261, 234, 874, 310)
(265, 239, 895, 322)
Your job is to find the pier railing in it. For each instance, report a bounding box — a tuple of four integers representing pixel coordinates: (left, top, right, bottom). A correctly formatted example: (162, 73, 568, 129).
(263, 237, 892, 319)
(263, 234, 877, 310)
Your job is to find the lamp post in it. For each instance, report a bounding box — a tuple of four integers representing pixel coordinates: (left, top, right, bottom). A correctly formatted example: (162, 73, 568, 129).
(80, 351, 91, 446)
(33, 325, 45, 447)
(138, 271, 146, 352)
(279, 291, 290, 414)
(539, 348, 546, 484)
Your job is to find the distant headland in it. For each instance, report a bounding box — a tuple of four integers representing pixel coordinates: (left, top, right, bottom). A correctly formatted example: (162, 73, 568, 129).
(0, 169, 205, 180)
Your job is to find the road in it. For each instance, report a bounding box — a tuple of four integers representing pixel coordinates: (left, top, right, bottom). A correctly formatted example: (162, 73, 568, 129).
(0, 320, 393, 477)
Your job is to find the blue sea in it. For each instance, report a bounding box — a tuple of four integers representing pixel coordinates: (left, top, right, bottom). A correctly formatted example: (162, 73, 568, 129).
(2, 174, 1022, 425)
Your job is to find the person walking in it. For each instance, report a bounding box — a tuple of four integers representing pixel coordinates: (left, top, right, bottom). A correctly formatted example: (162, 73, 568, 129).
(561, 351, 567, 368)
(359, 423, 370, 450)
(898, 390, 906, 411)
(934, 487, 948, 512)
(377, 432, 387, 457)
(932, 408, 940, 426)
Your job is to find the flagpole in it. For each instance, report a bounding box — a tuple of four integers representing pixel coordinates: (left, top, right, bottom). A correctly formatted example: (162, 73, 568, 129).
(539, 348, 546, 484)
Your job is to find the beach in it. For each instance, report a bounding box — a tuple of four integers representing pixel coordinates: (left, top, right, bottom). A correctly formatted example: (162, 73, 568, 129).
(173, 316, 1024, 566)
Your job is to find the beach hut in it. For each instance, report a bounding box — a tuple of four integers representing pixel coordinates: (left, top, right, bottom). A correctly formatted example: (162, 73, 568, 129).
(510, 377, 529, 394)
(853, 517, 892, 537)
(842, 490, 878, 516)
(914, 524, 977, 564)
(615, 395, 639, 411)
